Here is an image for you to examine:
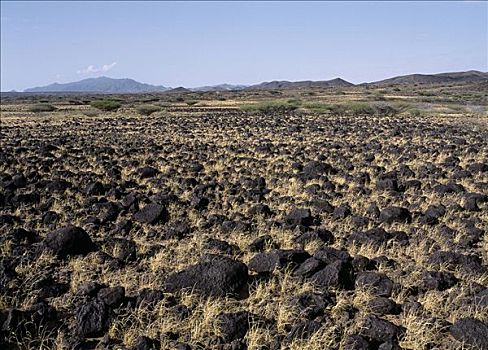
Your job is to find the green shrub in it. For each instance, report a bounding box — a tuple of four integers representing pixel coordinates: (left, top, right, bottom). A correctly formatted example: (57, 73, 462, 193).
(305, 102, 335, 114)
(374, 103, 400, 116)
(90, 99, 121, 112)
(346, 102, 375, 116)
(240, 100, 299, 114)
(82, 109, 100, 117)
(29, 103, 57, 112)
(136, 104, 162, 116)
(409, 108, 422, 117)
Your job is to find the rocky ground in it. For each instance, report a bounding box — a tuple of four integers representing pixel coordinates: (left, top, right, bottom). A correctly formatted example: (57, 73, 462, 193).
(1, 104, 487, 349)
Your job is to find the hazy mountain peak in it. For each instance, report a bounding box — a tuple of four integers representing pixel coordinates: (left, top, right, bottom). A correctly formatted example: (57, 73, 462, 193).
(24, 76, 170, 93)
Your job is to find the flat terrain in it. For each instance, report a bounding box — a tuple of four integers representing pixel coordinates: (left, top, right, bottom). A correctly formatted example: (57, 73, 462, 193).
(1, 84, 487, 350)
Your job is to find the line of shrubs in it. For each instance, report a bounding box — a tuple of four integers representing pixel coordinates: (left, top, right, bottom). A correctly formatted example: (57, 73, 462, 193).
(240, 99, 401, 116)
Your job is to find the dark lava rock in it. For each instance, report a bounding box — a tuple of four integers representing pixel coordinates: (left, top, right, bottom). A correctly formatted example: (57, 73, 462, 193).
(248, 235, 274, 252)
(248, 203, 272, 217)
(191, 196, 209, 211)
(104, 238, 137, 262)
(343, 334, 370, 350)
(427, 251, 484, 273)
(313, 247, 351, 265)
(44, 225, 96, 258)
(289, 292, 332, 319)
(77, 281, 106, 298)
(419, 204, 446, 225)
(294, 257, 325, 278)
(333, 203, 352, 219)
(352, 255, 376, 272)
(76, 300, 110, 338)
(348, 228, 408, 248)
(164, 255, 248, 297)
(133, 203, 169, 224)
(422, 271, 458, 291)
(42, 211, 59, 225)
(135, 288, 166, 308)
(294, 228, 334, 246)
(355, 272, 394, 297)
(284, 320, 322, 342)
(379, 206, 412, 224)
(138, 166, 159, 179)
(217, 311, 250, 342)
(301, 160, 334, 180)
(475, 289, 488, 307)
(309, 198, 334, 214)
(129, 335, 161, 350)
(97, 286, 125, 307)
(44, 179, 71, 193)
(311, 260, 354, 289)
(376, 173, 400, 192)
(368, 297, 401, 315)
(284, 208, 314, 227)
(433, 182, 465, 194)
(366, 203, 380, 218)
(172, 304, 191, 321)
(450, 318, 488, 349)
(165, 219, 192, 240)
(248, 249, 310, 273)
(359, 315, 405, 343)
(204, 238, 239, 256)
(86, 181, 106, 196)
(468, 162, 488, 173)
(11, 228, 39, 244)
(378, 342, 402, 350)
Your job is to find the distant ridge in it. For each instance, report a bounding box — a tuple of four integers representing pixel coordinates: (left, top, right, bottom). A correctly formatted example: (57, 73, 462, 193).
(247, 78, 353, 90)
(24, 76, 170, 93)
(20, 70, 488, 94)
(191, 83, 248, 92)
(368, 70, 488, 86)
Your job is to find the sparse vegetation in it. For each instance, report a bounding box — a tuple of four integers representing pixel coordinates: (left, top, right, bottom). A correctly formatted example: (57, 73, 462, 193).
(90, 99, 122, 111)
(240, 99, 300, 113)
(29, 103, 57, 112)
(136, 104, 162, 116)
(346, 102, 376, 115)
(1, 81, 487, 350)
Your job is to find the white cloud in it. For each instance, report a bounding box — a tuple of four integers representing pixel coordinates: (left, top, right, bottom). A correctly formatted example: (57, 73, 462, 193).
(77, 62, 117, 75)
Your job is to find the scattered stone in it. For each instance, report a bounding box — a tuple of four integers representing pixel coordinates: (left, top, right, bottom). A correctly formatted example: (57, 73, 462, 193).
(44, 225, 96, 258)
(359, 315, 405, 343)
(133, 203, 169, 224)
(355, 272, 394, 297)
(75, 300, 110, 338)
(164, 255, 248, 297)
(450, 318, 488, 349)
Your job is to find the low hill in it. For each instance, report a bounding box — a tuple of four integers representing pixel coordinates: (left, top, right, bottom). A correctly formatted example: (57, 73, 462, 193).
(369, 70, 488, 86)
(192, 84, 248, 92)
(247, 78, 354, 90)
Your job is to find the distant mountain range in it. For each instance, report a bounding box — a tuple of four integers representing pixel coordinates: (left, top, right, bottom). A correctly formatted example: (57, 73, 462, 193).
(24, 77, 170, 93)
(21, 70, 488, 93)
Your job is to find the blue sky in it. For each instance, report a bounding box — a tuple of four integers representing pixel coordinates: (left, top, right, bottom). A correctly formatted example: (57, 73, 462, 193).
(1, 1, 487, 91)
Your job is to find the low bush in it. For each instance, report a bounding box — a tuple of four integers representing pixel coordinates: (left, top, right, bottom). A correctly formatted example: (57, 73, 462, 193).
(346, 102, 376, 116)
(136, 104, 162, 116)
(240, 100, 299, 114)
(29, 103, 57, 113)
(90, 99, 121, 112)
(82, 109, 100, 117)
